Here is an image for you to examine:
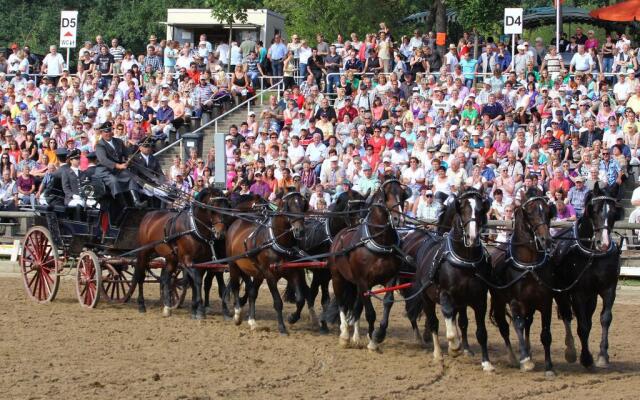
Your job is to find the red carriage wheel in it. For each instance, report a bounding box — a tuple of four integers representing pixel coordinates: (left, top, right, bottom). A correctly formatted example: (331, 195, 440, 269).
(20, 227, 61, 303)
(75, 251, 101, 309)
(101, 264, 133, 302)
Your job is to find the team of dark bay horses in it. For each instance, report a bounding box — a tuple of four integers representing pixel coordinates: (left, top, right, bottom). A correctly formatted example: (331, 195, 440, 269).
(132, 176, 623, 375)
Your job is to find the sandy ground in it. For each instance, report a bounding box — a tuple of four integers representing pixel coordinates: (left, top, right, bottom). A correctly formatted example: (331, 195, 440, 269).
(1, 275, 639, 400)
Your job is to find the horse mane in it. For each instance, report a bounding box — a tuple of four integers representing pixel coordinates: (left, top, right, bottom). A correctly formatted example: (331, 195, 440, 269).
(333, 191, 350, 212)
(524, 186, 544, 200)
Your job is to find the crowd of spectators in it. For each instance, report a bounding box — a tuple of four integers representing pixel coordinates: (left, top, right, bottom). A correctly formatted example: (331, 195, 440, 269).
(0, 27, 640, 230)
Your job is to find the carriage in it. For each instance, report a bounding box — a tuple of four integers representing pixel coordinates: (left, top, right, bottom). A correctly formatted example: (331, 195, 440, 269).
(20, 202, 188, 309)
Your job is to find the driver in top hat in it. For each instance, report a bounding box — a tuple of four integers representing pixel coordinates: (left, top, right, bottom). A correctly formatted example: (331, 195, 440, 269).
(94, 122, 147, 207)
(130, 137, 168, 207)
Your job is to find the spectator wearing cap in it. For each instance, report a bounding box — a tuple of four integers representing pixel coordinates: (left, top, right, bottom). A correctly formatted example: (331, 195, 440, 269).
(355, 162, 379, 196)
(319, 155, 345, 190)
(567, 175, 589, 217)
(414, 188, 440, 220)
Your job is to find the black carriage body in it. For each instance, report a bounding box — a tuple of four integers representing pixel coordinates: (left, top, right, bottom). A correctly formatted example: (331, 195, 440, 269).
(32, 205, 158, 257)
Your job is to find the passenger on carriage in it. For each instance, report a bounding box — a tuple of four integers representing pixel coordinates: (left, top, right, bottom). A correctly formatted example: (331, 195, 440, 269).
(61, 149, 84, 207)
(130, 138, 167, 207)
(94, 122, 147, 208)
(43, 148, 70, 207)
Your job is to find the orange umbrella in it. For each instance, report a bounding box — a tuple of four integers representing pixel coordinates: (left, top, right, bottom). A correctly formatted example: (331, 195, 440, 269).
(589, 0, 640, 22)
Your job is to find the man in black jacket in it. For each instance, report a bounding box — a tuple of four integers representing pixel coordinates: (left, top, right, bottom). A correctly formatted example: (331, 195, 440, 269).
(94, 122, 146, 207)
(61, 149, 83, 206)
(131, 138, 166, 207)
(578, 119, 603, 148)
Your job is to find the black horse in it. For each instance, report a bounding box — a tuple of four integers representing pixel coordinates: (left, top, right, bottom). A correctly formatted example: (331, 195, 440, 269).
(406, 188, 495, 371)
(399, 195, 456, 345)
(489, 187, 557, 376)
(292, 189, 367, 332)
(552, 183, 623, 369)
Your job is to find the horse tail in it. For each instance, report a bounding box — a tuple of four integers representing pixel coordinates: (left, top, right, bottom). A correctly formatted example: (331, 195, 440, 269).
(283, 281, 297, 304)
(323, 296, 340, 324)
(404, 281, 424, 322)
(488, 293, 511, 326)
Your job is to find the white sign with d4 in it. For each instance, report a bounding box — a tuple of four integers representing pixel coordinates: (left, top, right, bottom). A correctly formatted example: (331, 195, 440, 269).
(504, 8, 523, 35)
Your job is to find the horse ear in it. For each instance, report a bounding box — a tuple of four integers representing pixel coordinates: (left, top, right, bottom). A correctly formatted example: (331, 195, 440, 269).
(548, 202, 557, 220)
(404, 185, 412, 200)
(593, 181, 601, 195)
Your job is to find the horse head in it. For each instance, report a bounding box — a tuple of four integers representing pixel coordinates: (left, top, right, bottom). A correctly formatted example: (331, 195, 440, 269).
(275, 187, 307, 240)
(583, 182, 621, 251)
(335, 189, 368, 227)
(196, 188, 231, 240)
(517, 187, 555, 251)
(455, 188, 490, 246)
(374, 176, 411, 228)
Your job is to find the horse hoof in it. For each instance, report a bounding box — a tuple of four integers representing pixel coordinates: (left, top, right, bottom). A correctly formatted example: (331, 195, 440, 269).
(138, 306, 146, 314)
(580, 352, 594, 369)
(565, 347, 578, 364)
(367, 340, 380, 353)
(545, 370, 557, 378)
(279, 330, 289, 337)
(162, 306, 172, 317)
(433, 353, 444, 362)
(287, 313, 300, 324)
(339, 337, 350, 348)
(595, 355, 610, 369)
(482, 361, 496, 373)
(449, 345, 462, 358)
(463, 349, 475, 357)
(319, 325, 329, 335)
(520, 357, 535, 372)
(204, 306, 213, 314)
(193, 313, 205, 321)
(248, 319, 258, 331)
(233, 309, 242, 326)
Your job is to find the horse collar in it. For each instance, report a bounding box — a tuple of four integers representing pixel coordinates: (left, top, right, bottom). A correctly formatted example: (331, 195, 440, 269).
(362, 217, 396, 254)
(444, 234, 486, 269)
(324, 217, 334, 244)
(572, 220, 615, 258)
(267, 216, 298, 256)
(507, 239, 549, 271)
(188, 206, 209, 242)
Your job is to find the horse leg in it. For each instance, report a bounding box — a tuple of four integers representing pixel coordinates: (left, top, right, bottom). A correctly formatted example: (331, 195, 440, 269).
(160, 262, 176, 317)
(363, 290, 381, 352)
(575, 292, 598, 369)
(440, 291, 461, 357)
(424, 297, 442, 361)
(215, 271, 231, 317)
(491, 293, 518, 367)
(474, 298, 495, 372)
(458, 308, 474, 356)
(318, 272, 331, 333)
(306, 271, 321, 328)
(332, 272, 351, 347)
(228, 263, 243, 325)
(524, 315, 534, 356)
(266, 277, 288, 335)
(512, 302, 535, 372)
(287, 273, 307, 325)
(203, 269, 214, 312)
(540, 299, 555, 377)
(190, 266, 206, 320)
(350, 295, 365, 348)
(133, 250, 148, 313)
(596, 286, 616, 368)
(556, 293, 577, 363)
(372, 289, 394, 347)
(247, 277, 262, 331)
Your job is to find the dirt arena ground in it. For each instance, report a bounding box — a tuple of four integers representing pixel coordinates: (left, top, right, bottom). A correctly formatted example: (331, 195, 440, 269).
(1, 275, 639, 400)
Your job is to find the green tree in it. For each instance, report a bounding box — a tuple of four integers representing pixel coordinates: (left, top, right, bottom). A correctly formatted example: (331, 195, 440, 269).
(205, 0, 261, 72)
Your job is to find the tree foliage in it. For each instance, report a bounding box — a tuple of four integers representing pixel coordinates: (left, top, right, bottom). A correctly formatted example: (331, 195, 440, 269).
(0, 0, 208, 55)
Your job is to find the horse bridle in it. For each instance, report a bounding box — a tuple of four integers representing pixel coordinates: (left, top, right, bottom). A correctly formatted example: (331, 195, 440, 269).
(376, 179, 407, 227)
(584, 195, 617, 249)
(280, 191, 306, 237)
(520, 196, 551, 253)
(455, 191, 484, 247)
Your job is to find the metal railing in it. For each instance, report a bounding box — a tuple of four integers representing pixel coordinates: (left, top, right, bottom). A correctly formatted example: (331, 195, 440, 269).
(154, 78, 284, 157)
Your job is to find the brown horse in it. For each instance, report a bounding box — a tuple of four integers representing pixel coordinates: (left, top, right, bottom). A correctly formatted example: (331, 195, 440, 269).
(133, 188, 232, 318)
(325, 177, 410, 351)
(225, 188, 308, 334)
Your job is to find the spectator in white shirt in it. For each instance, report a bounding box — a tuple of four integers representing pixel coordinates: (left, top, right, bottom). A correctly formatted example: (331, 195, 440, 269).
(41, 45, 66, 79)
(569, 45, 594, 73)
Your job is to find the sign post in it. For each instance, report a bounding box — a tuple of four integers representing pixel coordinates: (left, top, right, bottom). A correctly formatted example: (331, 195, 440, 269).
(504, 8, 523, 71)
(59, 10, 78, 68)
